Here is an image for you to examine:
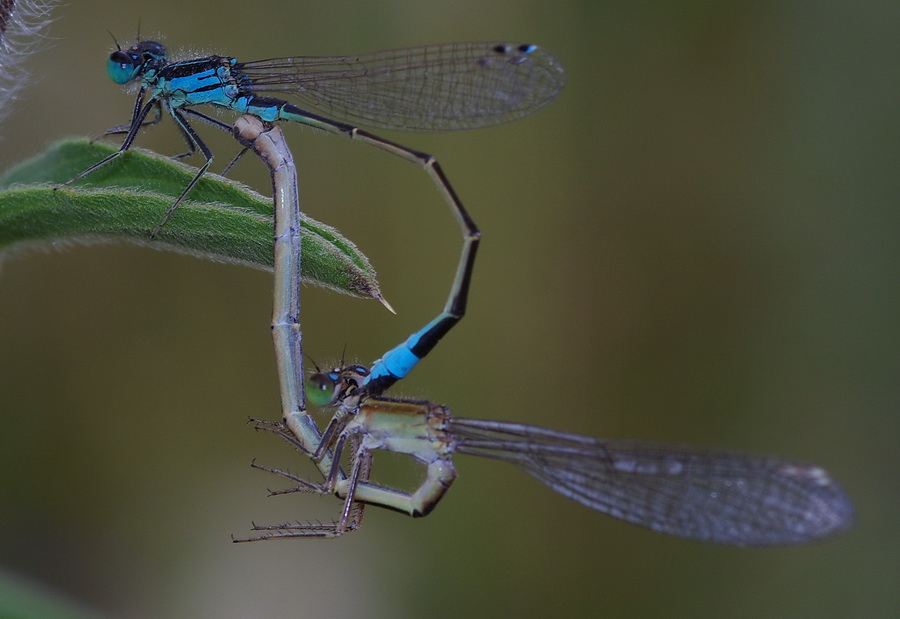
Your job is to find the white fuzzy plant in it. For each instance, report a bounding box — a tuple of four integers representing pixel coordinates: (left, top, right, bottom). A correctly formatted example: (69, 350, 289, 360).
(0, 0, 58, 126)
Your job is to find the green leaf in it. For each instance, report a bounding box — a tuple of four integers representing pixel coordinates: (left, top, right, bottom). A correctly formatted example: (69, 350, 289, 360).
(0, 139, 383, 301)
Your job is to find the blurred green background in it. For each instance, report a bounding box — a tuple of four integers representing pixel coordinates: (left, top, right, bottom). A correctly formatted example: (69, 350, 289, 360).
(1, 1, 897, 617)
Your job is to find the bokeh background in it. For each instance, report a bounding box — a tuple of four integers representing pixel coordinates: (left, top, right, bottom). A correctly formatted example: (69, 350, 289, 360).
(1, 1, 897, 617)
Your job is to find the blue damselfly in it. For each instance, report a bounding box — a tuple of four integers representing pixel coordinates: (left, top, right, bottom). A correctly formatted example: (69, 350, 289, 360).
(58, 39, 565, 237)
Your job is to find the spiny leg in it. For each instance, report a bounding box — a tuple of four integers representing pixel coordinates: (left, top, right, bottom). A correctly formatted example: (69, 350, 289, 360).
(55, 89, 157, 189)
(148, 107, 214, 237)
(248, 417, 314, 456)
(96, 100, 164, 140)
(179, 107, 257, 171)
(248, 416, 349, 487)
(249, 459, 327, 495)
(235, 434, 372, 541)
(94, 105, 242, 170)
(61, 95, 245, 237)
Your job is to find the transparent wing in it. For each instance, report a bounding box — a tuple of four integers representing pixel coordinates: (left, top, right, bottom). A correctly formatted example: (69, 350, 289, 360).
(449, 418, 854, 546)
(237, 42, 566, 132)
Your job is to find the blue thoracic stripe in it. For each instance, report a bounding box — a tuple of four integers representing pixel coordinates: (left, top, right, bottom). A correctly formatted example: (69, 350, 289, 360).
(152, 61, 245, 108)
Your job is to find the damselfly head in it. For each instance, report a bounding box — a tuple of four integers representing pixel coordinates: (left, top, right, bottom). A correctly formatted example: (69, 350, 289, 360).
(306, 364, 370, 408)
(107, 40, 167, 84)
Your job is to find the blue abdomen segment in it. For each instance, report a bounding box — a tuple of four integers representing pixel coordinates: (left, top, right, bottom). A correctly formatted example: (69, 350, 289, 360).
(367, 347, 421, 385)
(364, 314, 456, 392)
(233, 96, 288, 122)
(231, 96, 339, 130)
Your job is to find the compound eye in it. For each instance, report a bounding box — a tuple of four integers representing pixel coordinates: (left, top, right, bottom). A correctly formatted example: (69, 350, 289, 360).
(306, 372, 339, 407)
(107, 51, 141, 84)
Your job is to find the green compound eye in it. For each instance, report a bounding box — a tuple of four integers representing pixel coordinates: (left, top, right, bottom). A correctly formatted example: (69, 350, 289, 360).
(306, 372, 338, 408)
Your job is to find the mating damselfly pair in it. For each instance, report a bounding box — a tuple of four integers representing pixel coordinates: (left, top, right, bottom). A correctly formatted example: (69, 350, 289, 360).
(66, 37, 853, 546)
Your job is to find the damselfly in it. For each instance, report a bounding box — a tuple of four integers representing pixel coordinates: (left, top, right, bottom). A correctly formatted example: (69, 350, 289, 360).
(242, 361, 854, 546)
(237, 151, 854, 545)
(57, 38, 565, 236)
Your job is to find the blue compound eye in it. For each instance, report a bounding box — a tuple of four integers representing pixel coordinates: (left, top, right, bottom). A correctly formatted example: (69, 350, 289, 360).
(107, 51, 141, 84)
